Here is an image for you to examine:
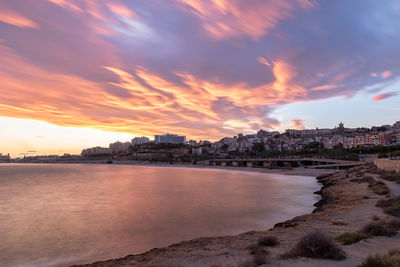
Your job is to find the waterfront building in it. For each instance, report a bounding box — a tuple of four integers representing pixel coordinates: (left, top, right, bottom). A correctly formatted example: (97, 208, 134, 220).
(154, 133, 186, 144)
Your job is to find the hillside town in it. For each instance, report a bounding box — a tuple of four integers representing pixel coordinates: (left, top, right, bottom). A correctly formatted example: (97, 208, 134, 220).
(5, 121, 400, 163)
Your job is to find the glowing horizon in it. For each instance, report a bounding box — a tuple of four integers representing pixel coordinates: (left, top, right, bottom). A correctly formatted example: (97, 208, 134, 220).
(0, 0, 399, 156)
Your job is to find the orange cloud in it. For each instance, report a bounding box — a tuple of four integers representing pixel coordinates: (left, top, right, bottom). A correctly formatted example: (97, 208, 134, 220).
(177, 0, 315, 40)
(372, 92, 398, 101)
(107, 2, 137, 18)
(0, 6, 38, 28)
(0, 41, 314, 140)
(291, 119, 305, 130)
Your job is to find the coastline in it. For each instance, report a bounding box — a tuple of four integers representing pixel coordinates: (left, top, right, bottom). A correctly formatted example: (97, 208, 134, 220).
(73, 162, 400, 267)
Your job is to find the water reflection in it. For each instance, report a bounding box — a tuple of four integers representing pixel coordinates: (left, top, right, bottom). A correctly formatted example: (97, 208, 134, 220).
(0, 164, 320, 266)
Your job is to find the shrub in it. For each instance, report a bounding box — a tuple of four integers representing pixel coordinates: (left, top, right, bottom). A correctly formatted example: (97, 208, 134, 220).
(245, 244, 269, 266)
(362, 222, 393, 236)
(258, 236, 279, 247)
(281, 231, 345, 260)
(336, 232, 369, 245)
(361, 220, 400, 237)
(376, 197, 400, 218)
(368, 181, 390, 195)
(380, 172, 400, 183)
(358, 249, 400, 267)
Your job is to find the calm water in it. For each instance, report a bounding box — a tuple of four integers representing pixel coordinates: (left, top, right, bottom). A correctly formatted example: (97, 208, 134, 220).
(0, 164, 320, 267)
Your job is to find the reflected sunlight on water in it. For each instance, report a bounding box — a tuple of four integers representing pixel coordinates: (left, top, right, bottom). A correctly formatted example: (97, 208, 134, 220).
(0, 164, 320, 266)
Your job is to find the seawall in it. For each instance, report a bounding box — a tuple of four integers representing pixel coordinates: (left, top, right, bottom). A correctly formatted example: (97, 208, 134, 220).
(374, 158, 400, 173)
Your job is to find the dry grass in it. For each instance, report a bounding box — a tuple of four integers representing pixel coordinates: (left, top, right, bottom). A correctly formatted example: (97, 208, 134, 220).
(358, 248, 400, 267)
(368, 181, 390, 195)
(336, 218, 400, 245)
(376, 197, 400, 218)
(281, 231, 345, 260)
(245, 243, 269, 266)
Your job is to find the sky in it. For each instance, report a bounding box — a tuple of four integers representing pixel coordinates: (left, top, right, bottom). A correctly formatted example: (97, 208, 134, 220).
(0, 0, 399, 156)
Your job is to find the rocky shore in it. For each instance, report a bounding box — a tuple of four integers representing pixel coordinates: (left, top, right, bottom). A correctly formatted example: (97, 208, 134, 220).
(74, 163, 400, 267)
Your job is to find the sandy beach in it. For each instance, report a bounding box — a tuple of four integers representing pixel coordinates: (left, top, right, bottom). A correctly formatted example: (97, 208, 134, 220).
(72, 162, 400, 267)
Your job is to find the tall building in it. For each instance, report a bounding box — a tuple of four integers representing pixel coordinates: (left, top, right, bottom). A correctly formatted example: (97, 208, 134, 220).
(132, 136, 150, 145)
(154, 133, 186, 144)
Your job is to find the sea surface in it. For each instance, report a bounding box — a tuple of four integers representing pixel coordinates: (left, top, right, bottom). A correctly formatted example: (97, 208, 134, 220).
(0, 164, 320, 267)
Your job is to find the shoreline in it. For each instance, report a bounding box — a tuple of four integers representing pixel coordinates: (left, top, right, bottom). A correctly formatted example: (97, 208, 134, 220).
(73, 162, 400, 267)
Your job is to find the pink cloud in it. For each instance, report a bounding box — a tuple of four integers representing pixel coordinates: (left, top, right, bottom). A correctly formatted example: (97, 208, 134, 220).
(372, 92, 398, 101)
(381, 70, 392, 79)
(176, 0, 315, 40)
(0, 6, 38, 28)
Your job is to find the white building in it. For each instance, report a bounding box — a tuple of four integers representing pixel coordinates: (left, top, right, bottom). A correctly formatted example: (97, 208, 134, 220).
(154, 133, 186, 144)
(82, 147, 112, 156)
(132, 136, 150, 145)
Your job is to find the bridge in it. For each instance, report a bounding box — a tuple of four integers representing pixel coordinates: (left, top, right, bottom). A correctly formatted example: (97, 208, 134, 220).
(208, 157, 363, 169)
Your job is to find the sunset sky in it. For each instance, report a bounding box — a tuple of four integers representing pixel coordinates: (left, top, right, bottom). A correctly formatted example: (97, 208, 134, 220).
(1, 0, 400, 156)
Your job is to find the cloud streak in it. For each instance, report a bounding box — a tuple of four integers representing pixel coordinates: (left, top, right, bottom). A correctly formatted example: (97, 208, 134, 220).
(372, 92, 398, 101)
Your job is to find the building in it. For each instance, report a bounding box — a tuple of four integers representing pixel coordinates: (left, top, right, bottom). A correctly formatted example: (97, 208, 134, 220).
(81, 147, 112, 156)
(192, 147, 203, 155)
(0, 153, 10, 161)
(132, 136, 150, 145)
(109, 141, 131, 153)
(187, 140, 197, 146)
(154, 133, 186, 144)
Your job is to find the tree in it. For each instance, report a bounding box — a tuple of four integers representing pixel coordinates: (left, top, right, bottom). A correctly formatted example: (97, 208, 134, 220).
(252, 141, 266, 153)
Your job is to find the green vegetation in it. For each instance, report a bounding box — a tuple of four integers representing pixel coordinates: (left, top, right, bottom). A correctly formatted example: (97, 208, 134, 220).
(336, 232, 369, 245)
(336, 219, 400, 245)
(358, 249, 400, 267)
(281, 231, 345, 260)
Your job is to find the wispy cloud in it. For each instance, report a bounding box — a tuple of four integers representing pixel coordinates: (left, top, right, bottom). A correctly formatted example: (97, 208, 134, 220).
(0, 6, 38, 28)
(372, 92, 398, 101)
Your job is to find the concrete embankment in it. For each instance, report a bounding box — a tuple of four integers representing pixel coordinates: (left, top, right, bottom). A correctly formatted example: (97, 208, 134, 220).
(374, 158, 400, 173)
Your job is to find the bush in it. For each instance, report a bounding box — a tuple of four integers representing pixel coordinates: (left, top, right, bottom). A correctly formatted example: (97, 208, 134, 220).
(378, 152, 388, 158)
(376, 197, 400, 218)
(336, 232, 369, 245)
(258, 236, 279, 247)
(380, 172, 400, 183)
(358, 249, 400, 267)
(362, 222, 394, 236)
(361, 219, 400, 237)
(368, 181, 390, 195)
(281, 231, 345, 260)
(246, 244, 269, 266)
